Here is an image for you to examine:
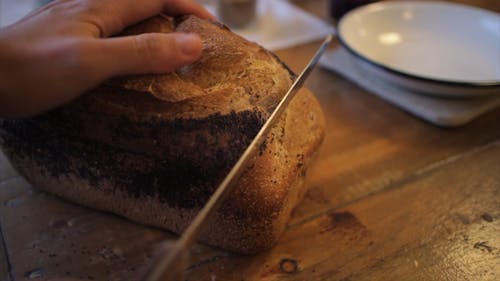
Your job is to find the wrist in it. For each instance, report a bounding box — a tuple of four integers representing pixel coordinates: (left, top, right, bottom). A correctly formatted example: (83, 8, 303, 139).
(0, 30, 26, 117)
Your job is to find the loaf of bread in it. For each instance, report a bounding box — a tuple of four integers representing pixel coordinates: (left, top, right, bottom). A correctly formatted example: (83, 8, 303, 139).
(0, 15, 325, 253)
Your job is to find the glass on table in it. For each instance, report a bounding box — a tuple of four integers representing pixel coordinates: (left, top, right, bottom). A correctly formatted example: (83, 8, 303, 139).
(217, 0, 257, 29)
(329, 0, 376, 22)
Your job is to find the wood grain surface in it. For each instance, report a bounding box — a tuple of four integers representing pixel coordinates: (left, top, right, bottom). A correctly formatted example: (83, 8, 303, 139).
(1, 0, 499, 280)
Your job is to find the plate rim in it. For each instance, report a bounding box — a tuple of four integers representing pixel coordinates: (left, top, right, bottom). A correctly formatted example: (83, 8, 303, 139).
(337, 0, 500, 88)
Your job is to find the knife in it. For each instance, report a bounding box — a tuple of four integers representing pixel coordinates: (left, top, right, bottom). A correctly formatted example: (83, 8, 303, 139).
(143, 34, 333, 281)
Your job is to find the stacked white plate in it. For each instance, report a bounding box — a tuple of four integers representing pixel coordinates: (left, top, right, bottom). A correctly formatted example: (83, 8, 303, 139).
(337, 0, 500, 98)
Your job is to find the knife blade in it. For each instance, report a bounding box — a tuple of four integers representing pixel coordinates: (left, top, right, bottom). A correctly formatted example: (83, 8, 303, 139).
(143, 34, 333, 281)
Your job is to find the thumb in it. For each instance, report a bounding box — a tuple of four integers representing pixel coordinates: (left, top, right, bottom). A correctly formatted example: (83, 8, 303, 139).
(92, 32, 202, 77)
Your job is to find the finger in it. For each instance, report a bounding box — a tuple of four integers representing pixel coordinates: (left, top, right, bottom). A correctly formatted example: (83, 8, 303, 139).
(86, 32, 202, 78)
(94, 0, 214, 36)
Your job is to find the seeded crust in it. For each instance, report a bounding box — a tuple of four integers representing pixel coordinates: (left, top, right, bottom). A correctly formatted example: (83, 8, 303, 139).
(0, 16, 325, 253)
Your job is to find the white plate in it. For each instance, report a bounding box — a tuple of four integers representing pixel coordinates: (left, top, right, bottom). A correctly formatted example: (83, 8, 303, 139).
(338, 1, 500, 98)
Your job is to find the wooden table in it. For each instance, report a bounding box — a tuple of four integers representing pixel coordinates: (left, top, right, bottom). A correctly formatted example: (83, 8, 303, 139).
(1, 0, 499, 280)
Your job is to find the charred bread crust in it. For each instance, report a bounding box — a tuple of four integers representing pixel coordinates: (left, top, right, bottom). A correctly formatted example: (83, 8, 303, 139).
(0, 15, 325, 253)
(0, 87, 324, 253)
(0, 111, 263, 209)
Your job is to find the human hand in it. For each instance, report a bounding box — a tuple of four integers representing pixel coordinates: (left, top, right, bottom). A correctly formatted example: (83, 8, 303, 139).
(0, 0, 214, 117)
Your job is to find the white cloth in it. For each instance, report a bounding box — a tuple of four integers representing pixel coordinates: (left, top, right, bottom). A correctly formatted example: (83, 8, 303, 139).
(0, 0, 38, 27)
(319, 47, 500, 127)
(205, 0, 335, 51)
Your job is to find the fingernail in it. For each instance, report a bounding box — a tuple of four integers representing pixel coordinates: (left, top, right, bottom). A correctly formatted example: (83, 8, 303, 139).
(175, 33, 201, 56)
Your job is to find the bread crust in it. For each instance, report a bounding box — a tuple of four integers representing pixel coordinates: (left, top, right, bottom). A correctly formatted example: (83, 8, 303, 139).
(0, 16, 325, 253)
